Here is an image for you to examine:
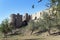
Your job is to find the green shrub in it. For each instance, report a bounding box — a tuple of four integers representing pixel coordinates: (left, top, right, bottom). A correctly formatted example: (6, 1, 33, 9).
(0, 19, 12, 37)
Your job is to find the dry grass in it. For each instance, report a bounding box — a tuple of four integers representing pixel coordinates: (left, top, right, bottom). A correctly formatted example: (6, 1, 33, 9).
(0, 32, 60, 40)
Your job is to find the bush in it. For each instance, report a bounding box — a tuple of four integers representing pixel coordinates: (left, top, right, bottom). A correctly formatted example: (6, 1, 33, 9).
(25, 19, 48, 35)
(0, 19, 12, 37)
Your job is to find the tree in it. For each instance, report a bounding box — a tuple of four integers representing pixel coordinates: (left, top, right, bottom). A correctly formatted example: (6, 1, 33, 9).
(42, 12, 57, 34)
(0, 19, 12, 38)
(31, 0, 60, 35)
(27, 20, 36, 34)
(50, 0, 60, 30)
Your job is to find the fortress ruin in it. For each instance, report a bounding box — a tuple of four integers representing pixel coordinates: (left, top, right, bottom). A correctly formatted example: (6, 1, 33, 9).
(9, 8, 54, 28)
(9, 13, 31, 28)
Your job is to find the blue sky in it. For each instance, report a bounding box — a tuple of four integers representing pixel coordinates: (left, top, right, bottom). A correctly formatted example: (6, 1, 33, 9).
(0, 0, 49, 23)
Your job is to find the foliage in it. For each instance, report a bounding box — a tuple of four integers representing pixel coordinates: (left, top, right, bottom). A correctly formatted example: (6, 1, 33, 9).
(26, 19, 48, 34)
(26, 20, 35, 31)
(0, 19, 12, 37)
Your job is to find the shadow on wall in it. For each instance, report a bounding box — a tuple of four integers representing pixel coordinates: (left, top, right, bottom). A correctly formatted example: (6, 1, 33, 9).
(22, 20, 28, 26)
(15, 20, 28, 28)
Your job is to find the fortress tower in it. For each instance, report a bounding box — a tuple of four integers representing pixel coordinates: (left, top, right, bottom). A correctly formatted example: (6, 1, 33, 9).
(16, 13, 22, 27)
(9, 14, 16, 27)
(23, 13, 31, 22)
(9, 13, 22, 28)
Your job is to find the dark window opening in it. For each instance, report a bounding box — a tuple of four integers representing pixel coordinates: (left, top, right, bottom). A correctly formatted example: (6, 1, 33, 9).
(35, 17, 37, 20)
